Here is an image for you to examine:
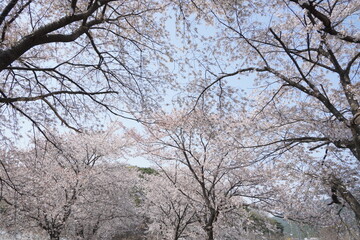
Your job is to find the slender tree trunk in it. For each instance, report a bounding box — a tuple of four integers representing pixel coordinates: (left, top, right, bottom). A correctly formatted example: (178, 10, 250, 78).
(205, 226, 214, 240)
(204, 210, 217, 240)
(174, 224, 180, 240)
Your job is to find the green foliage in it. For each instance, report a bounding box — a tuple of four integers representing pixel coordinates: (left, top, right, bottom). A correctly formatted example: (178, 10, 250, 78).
(137, 167, 158, 175)
(129, 167, 158, 206)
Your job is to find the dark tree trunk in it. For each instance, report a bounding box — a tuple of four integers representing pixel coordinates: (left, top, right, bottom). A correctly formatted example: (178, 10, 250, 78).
(204, 225, 214, 240)
(49, 231, 60, 240)
(204, 209, 217, 240)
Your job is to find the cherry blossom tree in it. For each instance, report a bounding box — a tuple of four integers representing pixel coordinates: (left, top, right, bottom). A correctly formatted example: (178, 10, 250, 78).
(173, 0, 360, 231)
(0, 124, 137, 240)
(1, 0, 359, 237)
(0, 2, 178, 228)
(0, 0, 173, 142)
(136, 108, 283, 240)
(143, 167, 284, 240)
(142, 173, 201, 240)
(63, 163, 143, 240)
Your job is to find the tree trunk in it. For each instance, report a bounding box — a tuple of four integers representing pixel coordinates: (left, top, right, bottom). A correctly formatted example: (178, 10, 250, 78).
(337, 184, 360, 224)
(203, 206, 218, 240)
(204, 225, 214, 240)
(48, 229, 61, 240)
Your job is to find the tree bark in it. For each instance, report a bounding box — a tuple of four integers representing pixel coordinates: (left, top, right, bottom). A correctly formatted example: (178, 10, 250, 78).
(204, 208, 218, 240)
(204, 226, 214, 240)
(337, 183, 360, 224)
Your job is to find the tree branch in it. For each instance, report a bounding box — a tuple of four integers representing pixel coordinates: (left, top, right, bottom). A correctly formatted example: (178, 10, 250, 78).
(0, 90, 117, 104)
(290, 0, 360, 43)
